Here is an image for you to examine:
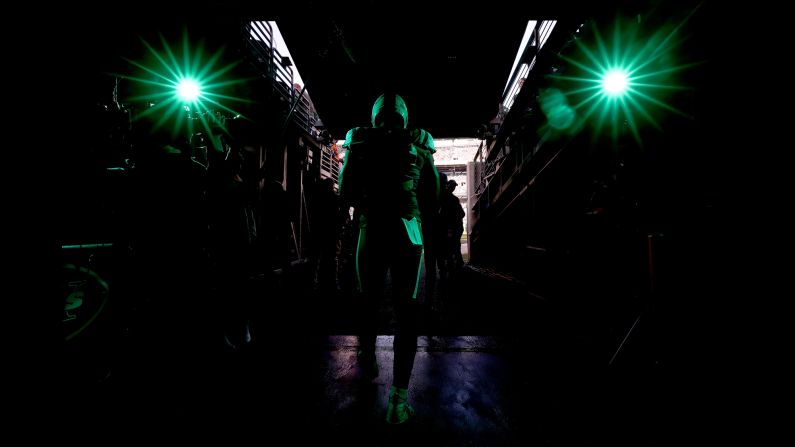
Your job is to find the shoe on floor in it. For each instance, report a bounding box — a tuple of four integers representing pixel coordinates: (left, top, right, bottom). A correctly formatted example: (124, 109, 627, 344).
(386, 386, 415, 424)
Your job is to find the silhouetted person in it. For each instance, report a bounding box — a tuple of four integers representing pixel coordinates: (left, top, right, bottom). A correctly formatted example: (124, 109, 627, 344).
(206, 133, 258, 350)
(259, 174, 291, 275)
(310, 177, 342, 294)
(440, 179, 465, 273)
(422, 170, 443, 307)
(132, 127, 206, 298)
(337, 203, 359, 295)
(339, 93, 439, 424)
(431, 172, 449, 301)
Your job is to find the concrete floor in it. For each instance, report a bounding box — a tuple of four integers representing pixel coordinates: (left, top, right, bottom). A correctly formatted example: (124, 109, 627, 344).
(54, 262, 705, 445)
(321, 336, 511, 445)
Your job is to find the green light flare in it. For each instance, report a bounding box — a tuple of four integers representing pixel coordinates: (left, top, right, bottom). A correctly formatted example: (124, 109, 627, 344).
(601, 69, 629, 96)
(177, 78, 201, 101)
(548, 10, 701, 146)
(119, 30, 250, 140)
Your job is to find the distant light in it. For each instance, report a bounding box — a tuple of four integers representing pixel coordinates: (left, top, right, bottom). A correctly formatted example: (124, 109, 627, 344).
(177, 79, 201, 101)
(602, 70, 629, 96)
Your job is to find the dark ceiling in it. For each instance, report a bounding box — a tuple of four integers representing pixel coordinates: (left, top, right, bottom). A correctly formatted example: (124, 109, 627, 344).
(274, 3, 597, 139)
(270, 0, 717, 140)
(277, 14, 530, 139)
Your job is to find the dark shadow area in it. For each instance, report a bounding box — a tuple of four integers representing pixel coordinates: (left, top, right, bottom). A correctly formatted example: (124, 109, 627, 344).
(19, 1, 737, 444)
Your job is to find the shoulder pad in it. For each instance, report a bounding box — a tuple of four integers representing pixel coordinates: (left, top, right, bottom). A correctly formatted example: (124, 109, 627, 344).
(411, 128, 435, 153)
(342, 127, 367, 148)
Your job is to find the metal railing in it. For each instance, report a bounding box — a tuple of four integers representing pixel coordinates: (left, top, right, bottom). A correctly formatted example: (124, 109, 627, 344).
(319, 144, 341, 183)
(245, 21, 320, 137)
(472, 19, 567, 207)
